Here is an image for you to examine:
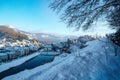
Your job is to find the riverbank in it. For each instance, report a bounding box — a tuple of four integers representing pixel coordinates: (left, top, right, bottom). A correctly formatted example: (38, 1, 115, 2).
(0, 51, 42, 73)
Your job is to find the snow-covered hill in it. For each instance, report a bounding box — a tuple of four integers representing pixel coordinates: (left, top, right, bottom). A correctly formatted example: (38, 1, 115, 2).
(3, 37, 120, 80)
(0, 25, 28, 40)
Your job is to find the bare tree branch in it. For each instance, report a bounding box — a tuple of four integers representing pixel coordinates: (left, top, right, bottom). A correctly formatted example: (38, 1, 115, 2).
(49, 0, 120, 30)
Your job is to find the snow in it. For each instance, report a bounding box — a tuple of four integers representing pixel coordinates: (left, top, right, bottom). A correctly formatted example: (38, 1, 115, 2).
(7, 25, 15, 29)
(0, 44, 5, 48)
(3, 38, 120, 80)
(41, 35, 49, 38)
(6, 25, 18, 32)
(0, 54, 6, 56)
(0, 51, 42, 73)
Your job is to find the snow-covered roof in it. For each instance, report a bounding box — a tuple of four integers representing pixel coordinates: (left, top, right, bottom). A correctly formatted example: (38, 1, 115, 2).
(43, 44, 52, 48)
(7, 52, 16, 54)
(0, 53, 7, 56)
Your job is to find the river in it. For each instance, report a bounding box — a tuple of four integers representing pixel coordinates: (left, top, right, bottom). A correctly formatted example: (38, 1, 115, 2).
(0, 51, 56, 79)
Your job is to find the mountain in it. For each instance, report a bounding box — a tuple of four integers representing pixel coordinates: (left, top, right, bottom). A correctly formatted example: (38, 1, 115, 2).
(0, 25, 78, 43)
(0, 25, 28, 40)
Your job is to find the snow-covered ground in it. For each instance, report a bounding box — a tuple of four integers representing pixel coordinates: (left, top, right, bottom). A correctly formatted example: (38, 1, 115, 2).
(3, 38, 120, 80)
(0, 51, 41, 73)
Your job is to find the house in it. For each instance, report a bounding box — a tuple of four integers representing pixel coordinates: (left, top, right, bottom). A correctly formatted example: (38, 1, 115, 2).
(43, 44, 53, 51)
(17, 47, 25, 56)
(7, 52, 17, 60)
(0, 53, 8, 62)
(24, 47, 30, 55)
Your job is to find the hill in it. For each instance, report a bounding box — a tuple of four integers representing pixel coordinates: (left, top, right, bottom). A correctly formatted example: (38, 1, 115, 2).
(0, 26, 28, 40)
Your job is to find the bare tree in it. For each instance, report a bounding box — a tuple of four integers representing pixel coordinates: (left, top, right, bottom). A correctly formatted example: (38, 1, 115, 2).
(108, 5, 120, 46)
(49, 0, 120, 30)
(108, 0, 120, 29)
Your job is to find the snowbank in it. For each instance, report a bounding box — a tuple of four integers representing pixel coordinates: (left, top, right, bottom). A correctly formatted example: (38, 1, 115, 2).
(0, 51, 41, 73)
(3, 38, 120, 80)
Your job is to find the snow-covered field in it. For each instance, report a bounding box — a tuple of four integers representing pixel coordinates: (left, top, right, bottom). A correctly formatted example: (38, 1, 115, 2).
(0, 51, 41, 73)
(3, 38, 120, 80)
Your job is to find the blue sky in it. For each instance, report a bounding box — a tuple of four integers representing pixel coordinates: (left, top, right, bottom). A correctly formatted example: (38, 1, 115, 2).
(0, 0, 115, 36)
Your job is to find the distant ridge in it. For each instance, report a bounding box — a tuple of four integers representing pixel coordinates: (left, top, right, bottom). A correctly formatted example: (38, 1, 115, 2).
(0, 25, 78, 43)
(0, 25, 28, 40)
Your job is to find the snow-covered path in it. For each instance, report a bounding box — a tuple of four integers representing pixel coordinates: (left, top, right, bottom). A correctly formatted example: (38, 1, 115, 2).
(3, 38, 120, 80)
